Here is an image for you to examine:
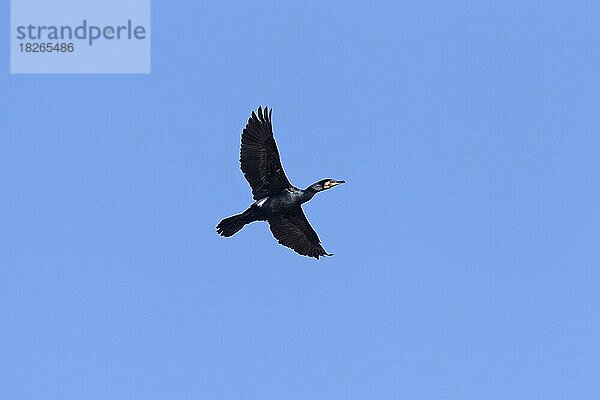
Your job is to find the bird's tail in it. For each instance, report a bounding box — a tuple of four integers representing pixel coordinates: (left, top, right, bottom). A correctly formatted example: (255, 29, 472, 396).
(216, 207, 255, 237)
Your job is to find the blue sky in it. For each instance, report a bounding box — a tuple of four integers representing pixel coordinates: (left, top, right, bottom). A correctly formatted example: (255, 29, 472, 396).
(1, 1, 599, 399)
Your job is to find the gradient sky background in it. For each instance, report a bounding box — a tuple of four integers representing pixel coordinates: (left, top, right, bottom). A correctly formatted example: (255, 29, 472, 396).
(1, 1, 599, 399)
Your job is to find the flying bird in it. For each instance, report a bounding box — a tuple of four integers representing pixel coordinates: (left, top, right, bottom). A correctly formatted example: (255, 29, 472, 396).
(216, 106, 345, 259)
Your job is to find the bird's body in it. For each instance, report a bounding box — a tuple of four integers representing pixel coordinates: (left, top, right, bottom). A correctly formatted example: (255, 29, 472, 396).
(216, 106, 345, 259)
(255, 187, 312, 216)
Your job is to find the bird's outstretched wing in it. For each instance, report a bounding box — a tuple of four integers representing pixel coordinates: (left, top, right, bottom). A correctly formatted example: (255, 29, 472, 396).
(268, 207, 330, 259)
(240, 106, 292, 200)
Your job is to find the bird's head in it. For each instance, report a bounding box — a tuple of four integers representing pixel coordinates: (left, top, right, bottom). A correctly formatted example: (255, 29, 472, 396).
(309, 178, 346, 193)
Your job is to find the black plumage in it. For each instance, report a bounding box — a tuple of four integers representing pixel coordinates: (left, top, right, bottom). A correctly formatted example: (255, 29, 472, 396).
(216, 106, 345, 259)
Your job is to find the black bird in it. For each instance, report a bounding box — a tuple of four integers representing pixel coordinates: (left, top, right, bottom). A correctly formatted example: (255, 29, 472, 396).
(216, 106, 345, 259)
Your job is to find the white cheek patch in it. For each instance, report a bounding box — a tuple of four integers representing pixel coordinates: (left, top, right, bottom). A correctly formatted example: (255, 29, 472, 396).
(256, 197, 268, 207)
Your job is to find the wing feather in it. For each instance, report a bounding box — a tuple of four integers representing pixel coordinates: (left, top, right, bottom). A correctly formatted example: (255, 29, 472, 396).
(240, 106, 292, 200)
(268, 208, 330, 259)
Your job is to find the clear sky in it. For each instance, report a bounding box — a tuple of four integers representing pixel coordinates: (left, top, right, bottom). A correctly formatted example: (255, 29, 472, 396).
(1, 1, 599, 399)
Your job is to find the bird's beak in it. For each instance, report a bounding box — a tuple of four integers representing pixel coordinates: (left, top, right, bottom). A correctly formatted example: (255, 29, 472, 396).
(323, 179, 345, 190)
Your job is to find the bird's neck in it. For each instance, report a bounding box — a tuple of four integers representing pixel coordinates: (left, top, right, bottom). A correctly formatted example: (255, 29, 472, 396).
(300, 186, 318, 203)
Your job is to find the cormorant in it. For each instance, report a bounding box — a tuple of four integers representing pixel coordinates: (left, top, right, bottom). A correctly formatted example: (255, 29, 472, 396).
(216, 106, 345, 259)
